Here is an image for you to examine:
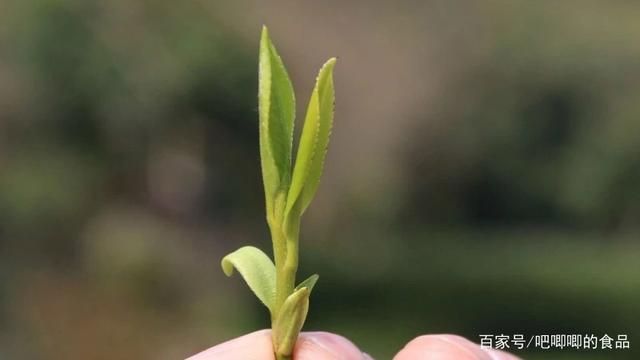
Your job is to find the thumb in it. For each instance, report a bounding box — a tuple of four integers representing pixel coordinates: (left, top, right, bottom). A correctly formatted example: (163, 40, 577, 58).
(186, 330, 274, 360)
(294, 332, 373, 360)
(394, 334, 521, 360)
(185, 330, 373, 360)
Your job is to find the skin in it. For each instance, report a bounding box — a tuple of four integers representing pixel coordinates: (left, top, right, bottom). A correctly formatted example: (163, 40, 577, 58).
(187, 330, 521, 360)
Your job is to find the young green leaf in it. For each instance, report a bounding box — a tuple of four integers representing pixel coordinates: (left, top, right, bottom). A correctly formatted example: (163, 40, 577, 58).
(272, 286, 310, 357)
(295, 274, 319, 293)
(259, 26, 296, 219)
(285, 58, 336, 224)
(221, 246, 276, 311)
(223, 28, 336, 360)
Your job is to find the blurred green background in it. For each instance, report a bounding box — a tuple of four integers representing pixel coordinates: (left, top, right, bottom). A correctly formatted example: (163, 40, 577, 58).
(1, 1, 639, 359)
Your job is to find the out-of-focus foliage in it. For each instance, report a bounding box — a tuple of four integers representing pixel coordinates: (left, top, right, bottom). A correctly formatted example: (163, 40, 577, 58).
(0, 1, 638, 359)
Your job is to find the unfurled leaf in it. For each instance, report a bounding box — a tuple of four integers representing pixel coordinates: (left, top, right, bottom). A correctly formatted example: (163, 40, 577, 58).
(295, 274, 319, 293)
(259, 26, 296, 219)
(285, 58, 336, 224)
(273, 287, 310, 357)
(221, 246, 276, 311)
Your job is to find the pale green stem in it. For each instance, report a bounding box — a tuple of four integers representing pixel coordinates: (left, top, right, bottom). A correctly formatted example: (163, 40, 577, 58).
(270, 206, 301, 359)
(283, 217, 300, 295)
(270, 218, 300, 315)
(270, 223, 293, 315)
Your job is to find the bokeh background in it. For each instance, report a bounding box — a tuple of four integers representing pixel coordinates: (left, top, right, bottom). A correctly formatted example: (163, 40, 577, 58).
(1, 1, 639, 359)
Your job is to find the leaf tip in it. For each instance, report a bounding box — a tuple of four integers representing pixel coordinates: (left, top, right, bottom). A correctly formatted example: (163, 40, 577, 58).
(298, 286, 310, 296)
(260, 26, 271, 51)
(220, 256, 234, 277)
(322, 57, 337, 73)
(296, 274, 320, 292)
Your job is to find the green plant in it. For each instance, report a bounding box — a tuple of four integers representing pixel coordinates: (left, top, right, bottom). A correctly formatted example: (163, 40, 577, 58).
(221, 26, 336, 360)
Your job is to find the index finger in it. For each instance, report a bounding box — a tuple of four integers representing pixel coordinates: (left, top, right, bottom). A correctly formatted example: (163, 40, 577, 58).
(394, 334, 521, 360)
(186, 330, 274, 360)
(186, 330, 372, 360)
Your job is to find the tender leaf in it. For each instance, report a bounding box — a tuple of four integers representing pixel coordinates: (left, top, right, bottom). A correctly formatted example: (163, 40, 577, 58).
(295, 274, 319, 293)
(285, 58, 336, 223)
(221, 246, 276, 311)
(273, 287, 310, 357)
(259, 26, 296, 219)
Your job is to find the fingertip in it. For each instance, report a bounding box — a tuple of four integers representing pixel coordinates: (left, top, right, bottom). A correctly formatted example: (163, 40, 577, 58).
(186, 329, 274, 360)
(187, 330, 372, 360)
(483, 348, 522, 360)
(295, 331, 368, 360)
(394, 334, 492, 360)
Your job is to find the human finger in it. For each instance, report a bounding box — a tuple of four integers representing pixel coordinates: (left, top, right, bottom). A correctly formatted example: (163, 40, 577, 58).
(186, 330, 373, 360)
(393, 334, 520, 360)
(293, 331, 373, 360)
(186, 329, 274, 360)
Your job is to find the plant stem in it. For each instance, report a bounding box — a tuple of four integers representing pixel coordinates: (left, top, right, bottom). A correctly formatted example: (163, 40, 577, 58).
(271, 223, 294, 314)
(270, 197, 302, 358)
(271, 223, 299, 312)
(268, 192, 291, 315)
